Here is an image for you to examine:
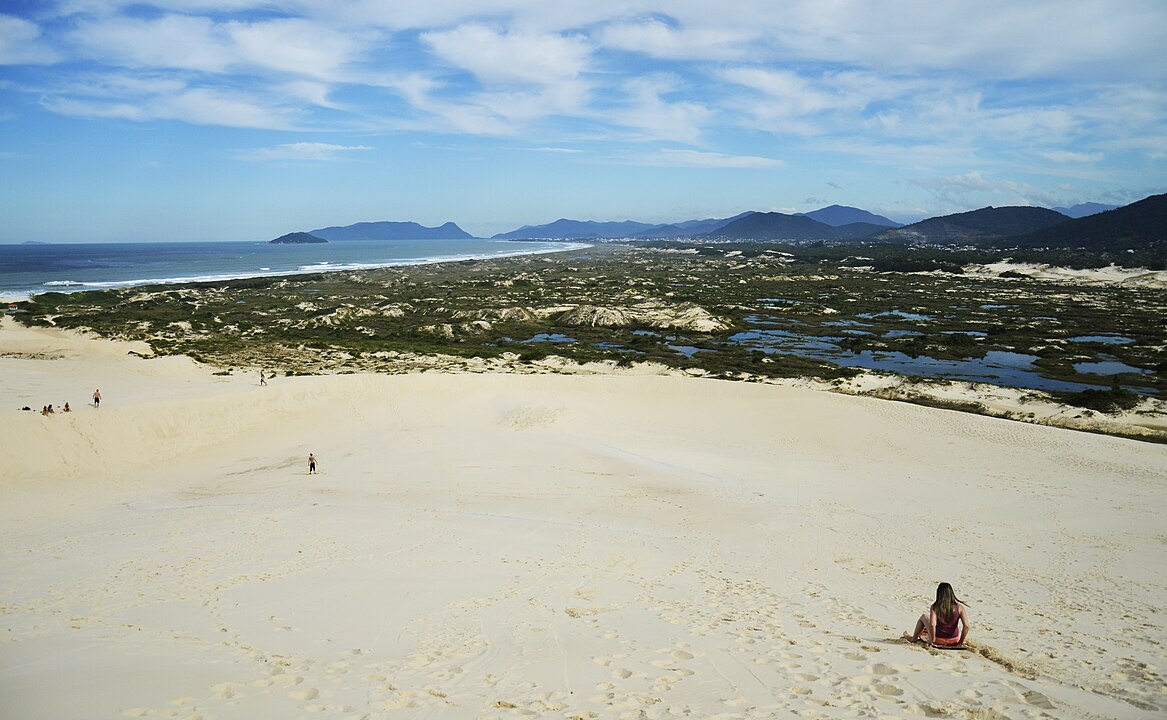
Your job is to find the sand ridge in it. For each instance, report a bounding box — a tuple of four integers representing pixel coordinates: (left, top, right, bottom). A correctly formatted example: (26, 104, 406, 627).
(1, 319, 1165, 719)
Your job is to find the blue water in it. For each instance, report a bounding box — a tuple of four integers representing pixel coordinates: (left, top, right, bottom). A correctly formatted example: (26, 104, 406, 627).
(1067, 335, 1134, 345)
(727, 322, 1150, 394)
(0, 239, 585, 300)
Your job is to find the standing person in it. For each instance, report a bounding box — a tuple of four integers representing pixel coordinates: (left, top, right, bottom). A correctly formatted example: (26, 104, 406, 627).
(260, 371, 267, 386)
(308, 453, 317, 474)
(903, 582, 971, 647)
(93, 389, 101, 408)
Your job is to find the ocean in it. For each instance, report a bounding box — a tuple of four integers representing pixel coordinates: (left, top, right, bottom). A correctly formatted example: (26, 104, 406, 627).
(0, 239, 584, 301)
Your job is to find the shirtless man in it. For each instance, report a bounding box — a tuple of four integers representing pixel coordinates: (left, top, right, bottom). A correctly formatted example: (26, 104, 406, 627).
(308, 453, 317, 474)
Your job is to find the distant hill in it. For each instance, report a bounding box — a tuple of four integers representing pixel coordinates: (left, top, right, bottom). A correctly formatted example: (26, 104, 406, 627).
(633, 212, 753, 238)
(1005, 193, 1166, 251)
(799, 205, 901, 228)
(493, 219, 658, 240)
(707, 212, 844, 241)
(494, 213, 752, 240)
(1053, 202, 1118, 219)
(269, 232, 326, 244)
(832, 222, 893, 239)
(869, 206, 1070, 245)
(312, 221, 474, 241)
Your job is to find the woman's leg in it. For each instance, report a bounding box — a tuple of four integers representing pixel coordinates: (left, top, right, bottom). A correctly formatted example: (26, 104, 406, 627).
(902, 613, 928, 641)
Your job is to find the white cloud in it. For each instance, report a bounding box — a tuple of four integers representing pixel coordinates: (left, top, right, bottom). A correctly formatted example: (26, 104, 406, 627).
(1041, 150, 1104, 163)
(644, 149, 782, 168)
(282, 80, 339, 109)
(161, 87, 298, 128)
(7, 1, 1165, 192)
(421, 24, 592, 85)
(722, 67, 854, 117)
(238, 142, 375, 162)
(227, 18, 371, 80)
(69, 15, 235, 72)
(0, 14, 61, 64)
(611, 75, 711, 143)
(596, 18, 757, 60)
(41, 80, 301, 129)
(747, 1, 1167, 82)
(910, 171, 1060, 210)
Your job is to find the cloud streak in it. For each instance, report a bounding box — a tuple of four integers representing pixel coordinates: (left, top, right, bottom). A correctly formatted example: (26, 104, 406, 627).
(237, 142, 375, 162)
(643, 149, 782, 169)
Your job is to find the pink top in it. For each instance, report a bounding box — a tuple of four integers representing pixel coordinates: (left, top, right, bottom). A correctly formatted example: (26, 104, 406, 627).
(935, 606, 962, 639)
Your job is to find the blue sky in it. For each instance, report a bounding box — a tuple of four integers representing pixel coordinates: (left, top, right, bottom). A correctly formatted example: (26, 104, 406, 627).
(1, 1, 1165, 242)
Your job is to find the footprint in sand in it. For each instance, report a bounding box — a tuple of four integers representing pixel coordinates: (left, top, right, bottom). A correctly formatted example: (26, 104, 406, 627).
(289, 687, 319, 701)
(210, 682, 242, 699)
(1022, 689, 1055, 709)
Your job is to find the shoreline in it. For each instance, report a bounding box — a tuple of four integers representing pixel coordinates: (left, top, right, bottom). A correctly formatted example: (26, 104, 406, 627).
(0, 239, 592, 303)
(2, 319, 1164, 719)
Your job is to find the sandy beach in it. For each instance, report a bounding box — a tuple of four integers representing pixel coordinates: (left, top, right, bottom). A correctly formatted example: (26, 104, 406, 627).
(1, 316, 1164, 719)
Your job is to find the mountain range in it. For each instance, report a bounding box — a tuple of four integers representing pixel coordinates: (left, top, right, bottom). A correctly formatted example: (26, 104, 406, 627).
(1054, 202, 1118, 218)
(1003, 193, 1165, 251)
(282, 196, 1158, 251)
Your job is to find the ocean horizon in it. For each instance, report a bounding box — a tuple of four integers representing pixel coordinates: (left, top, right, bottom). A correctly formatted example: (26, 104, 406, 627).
(0, 238, 586, 301)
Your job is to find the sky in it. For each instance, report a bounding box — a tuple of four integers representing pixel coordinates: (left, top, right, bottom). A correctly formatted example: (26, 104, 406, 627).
(1, 1, 1165, 242)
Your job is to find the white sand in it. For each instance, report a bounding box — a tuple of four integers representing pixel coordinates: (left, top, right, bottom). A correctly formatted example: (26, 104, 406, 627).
(2, 317, 1165, 719)
(962, 262, 1167, 288)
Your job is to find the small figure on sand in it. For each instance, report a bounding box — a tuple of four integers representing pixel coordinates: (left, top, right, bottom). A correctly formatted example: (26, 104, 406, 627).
(93, 389, 101, 408)
(63, 402, 71, 412)
(308, 453, 317, 474)
(903, 582, 970, 648)
(260, 371, 267, 386)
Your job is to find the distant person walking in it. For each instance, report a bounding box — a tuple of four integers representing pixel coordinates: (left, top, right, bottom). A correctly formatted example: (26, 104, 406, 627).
(308, 453, 317, 474)
(260, 371, 267, 386)
(93, 389, 101, 408)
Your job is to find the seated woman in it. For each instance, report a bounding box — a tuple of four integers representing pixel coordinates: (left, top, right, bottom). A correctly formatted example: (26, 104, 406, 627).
(903, 582, 970, 647)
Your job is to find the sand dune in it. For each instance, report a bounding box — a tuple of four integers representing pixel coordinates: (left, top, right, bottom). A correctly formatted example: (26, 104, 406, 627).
(1, 318, 1165, 719)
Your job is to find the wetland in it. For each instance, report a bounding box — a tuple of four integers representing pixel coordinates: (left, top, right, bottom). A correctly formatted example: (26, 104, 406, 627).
(12, 242, 1165, 426)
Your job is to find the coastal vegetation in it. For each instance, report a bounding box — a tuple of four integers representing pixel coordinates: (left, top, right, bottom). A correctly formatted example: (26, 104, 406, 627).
(16, 243, 1163, 418)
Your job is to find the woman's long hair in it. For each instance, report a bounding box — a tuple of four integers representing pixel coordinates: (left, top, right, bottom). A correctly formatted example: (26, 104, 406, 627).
(931, 582, 963, 621)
